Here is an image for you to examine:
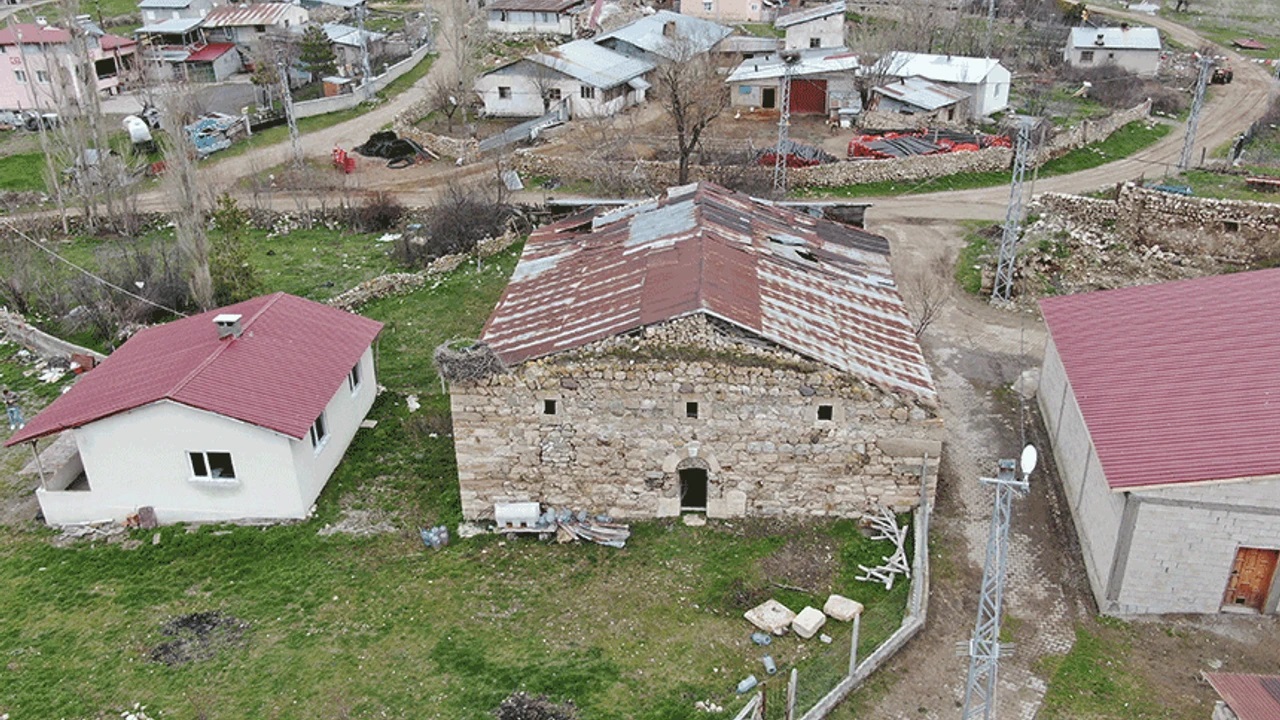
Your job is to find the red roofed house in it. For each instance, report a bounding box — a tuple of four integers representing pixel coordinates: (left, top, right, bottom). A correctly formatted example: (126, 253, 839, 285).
(1039, 269, 1280, 616)
(5, 293, 382, 526)
(447, 182, 942, 521)
(1206, 673, 1280, 720)
(0, 23, 137, 111)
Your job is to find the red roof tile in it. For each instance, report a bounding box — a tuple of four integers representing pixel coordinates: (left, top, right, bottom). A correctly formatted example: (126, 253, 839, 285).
(6, 293, 382, 446)
(1040, 268, 1280, 490)
(1206, 673, 1280, 720)
(481, 182, 935, 401)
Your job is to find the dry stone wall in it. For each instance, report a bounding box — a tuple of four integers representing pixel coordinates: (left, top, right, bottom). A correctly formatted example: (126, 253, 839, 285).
(451, 315, 943, 521)
(792, 147, 1011, 188)
(392, 98, 480, 160)
(1034, 100, 1153, 164)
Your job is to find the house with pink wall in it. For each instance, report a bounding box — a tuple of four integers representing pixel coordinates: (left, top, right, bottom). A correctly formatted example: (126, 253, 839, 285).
(0, 23, 137, 111)
(679, 0, 776, 24)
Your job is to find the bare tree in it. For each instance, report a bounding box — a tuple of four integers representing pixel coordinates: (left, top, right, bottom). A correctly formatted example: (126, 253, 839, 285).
(435, 0, 484, 127)
(904, 252, 953, 338)
(158, 83, 214, 310)
(652, 36, 729, 185)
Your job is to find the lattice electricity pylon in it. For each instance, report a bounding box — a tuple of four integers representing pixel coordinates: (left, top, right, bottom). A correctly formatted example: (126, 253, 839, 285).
(984, 0, 998, 57)
(278, 60, 303, 168)
(959, 458, 1029, 720)
(1179, 54, 1213, 171)
(990, 116, 1034, 303)
(773, 51, 801, 193)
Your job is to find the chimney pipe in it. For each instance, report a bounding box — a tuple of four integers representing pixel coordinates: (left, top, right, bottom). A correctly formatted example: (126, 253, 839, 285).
(214, 313, 243, 339)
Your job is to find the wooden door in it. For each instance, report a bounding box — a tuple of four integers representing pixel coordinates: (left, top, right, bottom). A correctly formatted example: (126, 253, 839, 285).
(1223, 547, 1279, 611)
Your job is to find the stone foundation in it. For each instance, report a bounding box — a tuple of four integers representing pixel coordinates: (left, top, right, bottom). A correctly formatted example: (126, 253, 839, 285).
(450, 315, 943, 521)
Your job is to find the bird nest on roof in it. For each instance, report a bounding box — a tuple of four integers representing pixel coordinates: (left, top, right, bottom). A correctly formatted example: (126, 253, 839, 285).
(433, 339, 506, 383)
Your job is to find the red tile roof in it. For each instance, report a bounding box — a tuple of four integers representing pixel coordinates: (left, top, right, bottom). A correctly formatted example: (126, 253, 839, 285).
(1040, 268, 1280, 490)
(184, 42, 238, 63)
(481, 182, 935, 401)
(5, 293, 382, 446)
(1206, 673, 1280, 720)
(0, 24, 72, 45)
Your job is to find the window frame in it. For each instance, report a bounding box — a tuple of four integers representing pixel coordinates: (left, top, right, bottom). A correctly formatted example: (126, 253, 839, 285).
(547, 87, 561, 100)
(188, 450, 237, 483)
(347, 361, 362, 393)
(685, 401, 700, 419)
(498, 85, 512, 99)
(35, 69, 49, 84)
(1079, 50, 1094, 63)
(309, 412, 329, 452)
(14, 69, 25, 84)
(580, 85, 595, 100)
(543, 398, 558, 415)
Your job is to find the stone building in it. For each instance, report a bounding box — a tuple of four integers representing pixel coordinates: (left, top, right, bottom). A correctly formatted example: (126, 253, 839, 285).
(448, 182, 942, 521)
(1039, 269, 1280, 616)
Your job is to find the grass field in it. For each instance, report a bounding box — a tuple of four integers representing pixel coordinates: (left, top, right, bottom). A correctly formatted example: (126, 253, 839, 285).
(0, 152, 47, 192)
(0, 231, 913, 720)
(804, 121, 1173, 199)
(1171, 169, 1280, 201)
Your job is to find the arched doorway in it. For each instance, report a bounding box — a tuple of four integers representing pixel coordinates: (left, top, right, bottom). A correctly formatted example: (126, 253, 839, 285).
(679, 467, 708, 513)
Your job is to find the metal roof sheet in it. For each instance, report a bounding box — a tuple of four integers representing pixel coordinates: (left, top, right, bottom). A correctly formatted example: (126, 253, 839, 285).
(718, 35, 780, 53)
(323, 22, 385, 46)
(882, 51, 1004, 85)
(595, 10, 730, 60)
(727, 47, 859, 82)
(481, 182, 935, 401)
(527, 39, 653, 88)
(204, 3, 303, 27)
(873, 76, 970, 111)
(5, 293, 383, 446)
(487, 0, 584, 11)
(137, 17, 204, 34)
(1206, 673, 1280, 720)
(775, 0, 845, 28)
(1040, 268, 1280, 490)
(1070, 26, 1161, 50)
(138, 0, 192, 8)
(183, 41, 236, 61)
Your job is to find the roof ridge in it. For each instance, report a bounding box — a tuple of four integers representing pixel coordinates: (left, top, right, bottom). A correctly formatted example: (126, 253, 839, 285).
(167, 292, 284, 399)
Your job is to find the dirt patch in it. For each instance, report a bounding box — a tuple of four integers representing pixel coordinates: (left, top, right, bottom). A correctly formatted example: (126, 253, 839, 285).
(148, 611, 249, 666)
(759, 534, 839, 595)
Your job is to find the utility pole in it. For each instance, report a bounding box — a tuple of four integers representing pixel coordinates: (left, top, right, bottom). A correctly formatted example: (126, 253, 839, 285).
(960, 446, 1038, 720)
(984, 0, 997, 57)
(1179, 54, 1213, 171)
(278, 60, 302, 168)
(773, 50, 800, 193)
(991, 116, 1033, 304)
(356, 3, 375, 99)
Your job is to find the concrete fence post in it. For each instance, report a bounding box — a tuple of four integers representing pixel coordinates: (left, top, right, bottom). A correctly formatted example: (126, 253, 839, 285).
(849, 612, 861, 676)
(786, 668, 798, 720)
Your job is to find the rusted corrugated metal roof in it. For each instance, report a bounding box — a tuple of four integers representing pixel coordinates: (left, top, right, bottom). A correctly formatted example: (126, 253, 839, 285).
(1040, 268, 1280, 490)
(204, 3, 301, 27)
(482, 182, 935, 401)
(1206, 673, 1280, 720)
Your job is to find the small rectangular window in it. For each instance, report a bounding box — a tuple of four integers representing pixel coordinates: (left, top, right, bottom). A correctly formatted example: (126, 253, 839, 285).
(543, 399, 558, 415)
(547, 87, 561, 100)
(347, 361, 361, 392)
(1223, 220, 1240, 232)
(310, 412, 328, 449)
(498, 86, 511, 99)
(1080, 50, 1094, 63)
(580, 85, 595, 99)
(35, 70, 49, 83)
(190, 451, 236, 480)
(189, 451, 208, 477)
(14, 70, 25, 84)
(809, 37, 821, 48)
(817, 404, 834, 421)
(703, 0, 712, 9)
(686, 401, 699, 418)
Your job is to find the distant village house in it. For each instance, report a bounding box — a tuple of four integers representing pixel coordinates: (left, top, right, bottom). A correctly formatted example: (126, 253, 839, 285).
(0, 22, 137, 111)
(1064, 24, 1161, 76)
(775, 0, 845, 51)
(485, 0, 586, 36)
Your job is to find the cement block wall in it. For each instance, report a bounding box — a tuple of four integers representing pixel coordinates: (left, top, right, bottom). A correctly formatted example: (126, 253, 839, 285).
(1038, 336, 1126, 612)
(451, 315, 942, 520)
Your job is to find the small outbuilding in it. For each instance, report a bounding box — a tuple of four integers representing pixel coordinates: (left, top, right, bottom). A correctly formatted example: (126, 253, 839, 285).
(6, 293, 382, 526)
(447, 182, 942, 521)
(869, 76, 970, 123)
(1039, 269, 1280, 616)
(1065, 24, 1161, 76)
(475, 39, 653, 118)
(880, 51, 1010, 119)
(727, 47, 860, 113)
(775, 0, 845, 51)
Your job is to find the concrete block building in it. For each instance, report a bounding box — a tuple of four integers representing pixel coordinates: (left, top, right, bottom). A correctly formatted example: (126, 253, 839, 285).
(448, 182, 942, 521)
(1065, 24, 1161, 76)
(1039, 269, 1280, 615)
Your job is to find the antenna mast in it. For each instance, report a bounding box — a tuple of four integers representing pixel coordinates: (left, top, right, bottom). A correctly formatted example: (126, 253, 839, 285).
(991, 116, 1034, 303)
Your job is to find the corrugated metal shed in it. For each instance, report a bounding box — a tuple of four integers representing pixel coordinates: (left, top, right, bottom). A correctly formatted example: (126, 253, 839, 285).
(1206, 673, 1280, 720)
(1040, 268, 1280, 490)
(775, 0, 845, 28)
(482, 182, 935, 401)
(5, 293, 383, 446)
(727, 47, 859, 82)
(594, 10, 731, 60)
(527, 39, 653, 89)
(1070, 26, 1161, 50)
(873, 76, 970, 111)
(204, 4, 303, 28)
(882, 51, 1003, 85)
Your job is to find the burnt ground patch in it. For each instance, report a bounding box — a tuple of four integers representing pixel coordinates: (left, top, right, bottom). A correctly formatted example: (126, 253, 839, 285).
(148, 611, 249, 666)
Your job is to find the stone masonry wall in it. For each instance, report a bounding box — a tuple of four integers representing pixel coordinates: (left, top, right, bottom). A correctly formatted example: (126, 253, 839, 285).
(451, 315, 943, 521)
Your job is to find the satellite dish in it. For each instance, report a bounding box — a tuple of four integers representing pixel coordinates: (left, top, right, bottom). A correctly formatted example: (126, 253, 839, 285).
(1020, 445, 1038, 477)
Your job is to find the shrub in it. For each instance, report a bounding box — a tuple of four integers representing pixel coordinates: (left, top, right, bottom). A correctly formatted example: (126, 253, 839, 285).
(348, 191, 405, 233)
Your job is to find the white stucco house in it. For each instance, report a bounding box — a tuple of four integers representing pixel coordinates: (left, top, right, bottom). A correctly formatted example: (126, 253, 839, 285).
(476, 39, 653, 118)
(727, 47, 860, 113)
(880, 51, 1010, 119)
(202, 3, 308, 55)
(486, 0, 586, 36)
(1065, 24, 1161, 76)
(1039, 269, 1280, 616)
(776, 0, 845, 51)
(678, 0, 774, 24)
(6, 293, 383, 526)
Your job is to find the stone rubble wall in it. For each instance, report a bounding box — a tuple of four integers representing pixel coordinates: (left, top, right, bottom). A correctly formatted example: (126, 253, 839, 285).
(451, 315, 943, 521)
(857, 109, 970, 133)
(792, 147, 1012, 188)
(0, 309, 107, 363)
(392, 98, 481, 160)
(1034, 100, 1153, 164)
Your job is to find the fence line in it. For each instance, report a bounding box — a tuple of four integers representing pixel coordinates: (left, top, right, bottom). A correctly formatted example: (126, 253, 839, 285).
(292, 43, 434, 119)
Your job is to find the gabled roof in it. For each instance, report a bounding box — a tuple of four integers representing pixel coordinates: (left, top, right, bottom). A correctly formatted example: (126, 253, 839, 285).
(1070, 25, 1161, 50)
(136, 17, 205, 34)
(480, 182, 936, 401)
(203, 3, 304, 28)
(727, 47, 859, 82)
(487, 0, 584, 12)
(323, 22, 385, 46)
(522, 39, 653, 89)
(1205, 673, 1280, 720)
(775, 0, 845, 29)
(595, 10, 731, 60)
(881, 51, 1005, 85)
(872, 76, 970, 111)
(1040, 268, 1280, 490)
(100, 34, 137, 50)
(6, 293, 382, 447)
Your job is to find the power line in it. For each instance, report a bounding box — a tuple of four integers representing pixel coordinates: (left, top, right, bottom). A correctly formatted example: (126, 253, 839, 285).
(2, 220, 189, 317)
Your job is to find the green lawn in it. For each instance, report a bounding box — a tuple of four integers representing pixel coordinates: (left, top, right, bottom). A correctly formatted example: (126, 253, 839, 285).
(0, 232, 913, 720)
(1170, 169, 1280, 201)
(0, 152, 47, 192)
(805, 121, 1172, 199)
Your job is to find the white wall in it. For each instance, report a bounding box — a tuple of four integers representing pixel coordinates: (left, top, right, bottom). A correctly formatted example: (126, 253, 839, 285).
(477, 61, 638, 118)
(680, 0, 768, 23)
(289, 346, 377, 509)
(1065, 47, 1160, 77)
(487, 9, 574, 35)
(782, 15, 844, 50)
